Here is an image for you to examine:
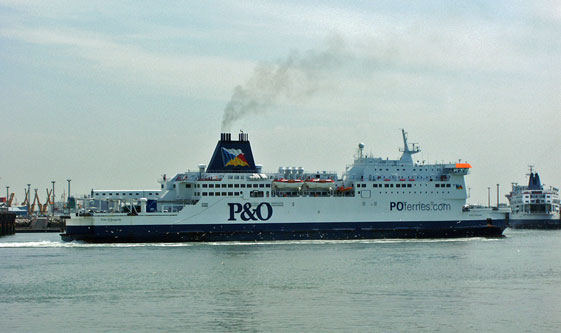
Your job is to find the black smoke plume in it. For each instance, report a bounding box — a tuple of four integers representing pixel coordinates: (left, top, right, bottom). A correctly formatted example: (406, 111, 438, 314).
(221, 37, 348, 131)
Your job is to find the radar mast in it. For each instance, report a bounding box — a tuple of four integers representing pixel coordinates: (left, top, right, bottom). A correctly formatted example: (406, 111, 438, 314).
(399, 129, 420, 164)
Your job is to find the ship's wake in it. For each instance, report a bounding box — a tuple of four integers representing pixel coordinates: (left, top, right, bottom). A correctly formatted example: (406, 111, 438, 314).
(0, 237, 500, 248)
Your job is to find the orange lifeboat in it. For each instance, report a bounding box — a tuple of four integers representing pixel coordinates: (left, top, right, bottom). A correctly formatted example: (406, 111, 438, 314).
(337, 186, 353, 192)
(305, 179, 335, 189)
(273, 178, 304, 189)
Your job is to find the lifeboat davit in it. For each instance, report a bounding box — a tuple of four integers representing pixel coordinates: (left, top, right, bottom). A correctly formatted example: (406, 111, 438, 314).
(273, 178, 304, 189)
(305, 179, 335, 189)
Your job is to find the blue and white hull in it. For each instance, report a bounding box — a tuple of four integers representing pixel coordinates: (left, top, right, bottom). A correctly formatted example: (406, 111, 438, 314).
(508, 213, 561, 229)
(62, 199, 508, 243)
(62, 219, 506, 243)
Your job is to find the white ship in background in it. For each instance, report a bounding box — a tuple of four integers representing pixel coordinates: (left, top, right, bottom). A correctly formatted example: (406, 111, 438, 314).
(506, 168, 560, 229)
(62, 130, 507, 242)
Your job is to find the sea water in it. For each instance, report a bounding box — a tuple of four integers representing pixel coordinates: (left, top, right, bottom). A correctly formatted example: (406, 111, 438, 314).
(1, 230, 560, 332)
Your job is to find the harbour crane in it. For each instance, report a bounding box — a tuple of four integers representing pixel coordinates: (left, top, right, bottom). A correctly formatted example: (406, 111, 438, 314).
(39, 189, 52, 215)
(31, 189, 39, 214)
(7, 193, 15, 207)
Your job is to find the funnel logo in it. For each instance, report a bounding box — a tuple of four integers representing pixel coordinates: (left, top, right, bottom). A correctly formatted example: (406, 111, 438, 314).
(222, 147, 249, 167)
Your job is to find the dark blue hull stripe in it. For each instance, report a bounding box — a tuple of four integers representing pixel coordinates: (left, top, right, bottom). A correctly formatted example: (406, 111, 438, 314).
(61, 220, 506, 242)
(509, 219, 561, 229)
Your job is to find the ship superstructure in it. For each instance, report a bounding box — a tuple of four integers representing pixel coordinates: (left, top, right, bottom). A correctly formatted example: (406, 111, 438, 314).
(506, 168, 560, 229)
(62, 130, 507, 242)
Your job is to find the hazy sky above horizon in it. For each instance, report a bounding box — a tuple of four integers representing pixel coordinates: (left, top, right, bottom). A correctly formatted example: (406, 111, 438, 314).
(1, 0, 560, 205)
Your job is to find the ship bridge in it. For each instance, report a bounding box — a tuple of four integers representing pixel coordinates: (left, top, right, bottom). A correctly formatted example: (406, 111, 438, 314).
(345, 130, 471, 183)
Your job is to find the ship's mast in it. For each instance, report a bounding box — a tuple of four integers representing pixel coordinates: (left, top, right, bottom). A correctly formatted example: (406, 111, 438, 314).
(399, 129, 420, 164)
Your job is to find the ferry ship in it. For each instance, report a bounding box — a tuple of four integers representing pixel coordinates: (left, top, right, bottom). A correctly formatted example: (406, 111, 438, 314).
(61, 131, 507, 242)
(506, 168, 560, 229)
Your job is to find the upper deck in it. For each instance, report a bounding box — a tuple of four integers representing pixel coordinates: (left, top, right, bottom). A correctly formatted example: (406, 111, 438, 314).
(80, 130, 472, 214)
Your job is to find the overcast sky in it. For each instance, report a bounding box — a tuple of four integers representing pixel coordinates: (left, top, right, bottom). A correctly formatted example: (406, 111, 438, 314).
(1, 0, 560, 205)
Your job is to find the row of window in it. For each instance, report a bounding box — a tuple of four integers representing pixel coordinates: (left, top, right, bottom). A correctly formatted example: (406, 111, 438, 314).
(201, 183, 271, 189)
(375, 184, 412, 188)
(370, 168, 442, 172)
(183, 183, 271, 189)
(356, 183, 413, 188)
(196, 191, 269, 197)
(226, 175, 270, 180)
(372, 191, 451, 195)
(355, 183, 454, 189)
(95, 192, 158, 196)
(200, 192, 240, 196)
(196, 190, 453, 196)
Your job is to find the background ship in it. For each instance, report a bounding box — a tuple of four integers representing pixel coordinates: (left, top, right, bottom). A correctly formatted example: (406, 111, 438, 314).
(506, 168, 560, 229)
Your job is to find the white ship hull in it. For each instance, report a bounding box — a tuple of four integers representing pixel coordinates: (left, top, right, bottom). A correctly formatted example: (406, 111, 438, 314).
(63, 196, 507, 242)
(509, 212, 561, 229)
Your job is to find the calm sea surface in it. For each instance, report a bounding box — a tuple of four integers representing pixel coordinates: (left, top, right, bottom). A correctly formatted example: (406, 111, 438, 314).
(1, 229, 560, 332)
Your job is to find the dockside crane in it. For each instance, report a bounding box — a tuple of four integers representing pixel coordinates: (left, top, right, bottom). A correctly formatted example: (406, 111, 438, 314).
(7, 193, 14, 207)
(31, 189, 39, 214)
(39, 189, 52, 215)
(21, 188, 29, 206)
